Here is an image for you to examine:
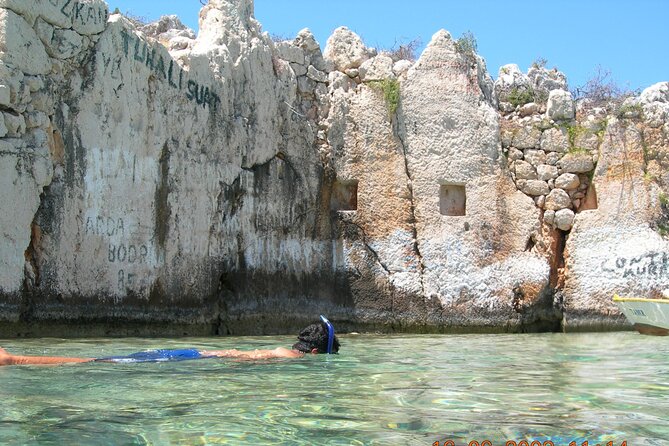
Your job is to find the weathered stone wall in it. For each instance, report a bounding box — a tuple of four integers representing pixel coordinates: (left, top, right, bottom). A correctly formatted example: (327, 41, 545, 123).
(495, 65, 669, 330)
(1, 0, 668, 336)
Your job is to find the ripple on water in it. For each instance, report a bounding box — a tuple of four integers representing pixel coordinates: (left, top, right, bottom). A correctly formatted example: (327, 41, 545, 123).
(1, 332, 669, 445)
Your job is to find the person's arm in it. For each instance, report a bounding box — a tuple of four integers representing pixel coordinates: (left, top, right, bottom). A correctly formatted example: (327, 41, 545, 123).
(0, 347, 93, 366)
(200, 347, 304, 360)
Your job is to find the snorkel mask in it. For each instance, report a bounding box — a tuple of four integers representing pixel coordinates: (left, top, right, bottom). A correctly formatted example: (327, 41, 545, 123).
(320, 315, 335, 354)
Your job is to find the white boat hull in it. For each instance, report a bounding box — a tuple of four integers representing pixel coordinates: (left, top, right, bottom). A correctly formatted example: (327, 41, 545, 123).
(614, 295, 669, 335)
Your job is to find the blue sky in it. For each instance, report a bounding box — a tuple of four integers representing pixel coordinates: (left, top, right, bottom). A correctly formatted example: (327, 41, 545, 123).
(106, 0, 667, 92)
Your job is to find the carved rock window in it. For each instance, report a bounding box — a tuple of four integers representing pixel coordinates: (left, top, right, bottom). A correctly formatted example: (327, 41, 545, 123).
(331, 179, 358, 211)
(439, 184, 466, 216)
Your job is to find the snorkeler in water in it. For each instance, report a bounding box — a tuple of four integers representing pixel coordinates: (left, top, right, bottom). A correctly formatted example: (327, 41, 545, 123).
(0, 316, 339, 366)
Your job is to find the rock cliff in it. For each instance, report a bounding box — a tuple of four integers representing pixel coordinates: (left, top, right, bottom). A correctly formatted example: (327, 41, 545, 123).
(0, 0, 667, 335)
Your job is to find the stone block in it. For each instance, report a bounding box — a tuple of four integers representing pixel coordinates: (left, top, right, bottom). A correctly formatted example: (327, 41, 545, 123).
(554, 208, 575, 231)
(324, 26, 373, 71)
(47, 28, 84, 59)
(290, 62, 307, 77)
(3, 111, 25, 137)
(359, 54, 395, 82)
(555, 173, 580, 190)
(71, 0, 109, 35)
(520, 179, 550, 196)
(537, 164, 558, 181)
(0, 0, 40, 24)
(546, 89, 575, 121)
(0, 8, 51, 75)
(559, 153, 594, 173)
(512, 122, 542, 149)
(306, 65, 327, 83)
(544, 188, 571, 211)
(514, 160, 536, 180)
(540, 126, 569, 153)
(276, 41, 305, 64)
(523, 149, 547, 166)
(0, 113, 7, 137)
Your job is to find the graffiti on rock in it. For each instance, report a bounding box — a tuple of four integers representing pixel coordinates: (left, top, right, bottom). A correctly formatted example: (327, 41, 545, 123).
(601, 252, 669, 279)
(100, 28, 222, 110)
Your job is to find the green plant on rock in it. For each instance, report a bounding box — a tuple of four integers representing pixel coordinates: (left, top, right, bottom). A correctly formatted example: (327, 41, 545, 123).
(660, 192, 669, 206)
(566, 124, 584, 145)
(561, 123, 591, 154)
(368, 79, 401, 117)
(654, 192, 669, 238)
(454, 31, 477, 57)
(658, 224, 669, 238)
(531, 57, 548, 69)
(507, 87, 535, 108)
(594, 119, 608, 142)
(533, 89, 549, 105)
(568, 146, 590, 155)
(643, 172, 656, 183)
(616, 102, 644, 119)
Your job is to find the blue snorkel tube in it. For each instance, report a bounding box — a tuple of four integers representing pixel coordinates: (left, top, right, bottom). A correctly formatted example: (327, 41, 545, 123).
(320, 315, 335, 354)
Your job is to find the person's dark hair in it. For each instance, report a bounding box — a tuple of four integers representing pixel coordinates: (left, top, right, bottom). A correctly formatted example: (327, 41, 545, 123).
(292, 321, 340, 354)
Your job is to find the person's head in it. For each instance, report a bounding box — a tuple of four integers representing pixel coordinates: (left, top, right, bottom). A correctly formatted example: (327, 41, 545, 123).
(292, 318, 340, 354)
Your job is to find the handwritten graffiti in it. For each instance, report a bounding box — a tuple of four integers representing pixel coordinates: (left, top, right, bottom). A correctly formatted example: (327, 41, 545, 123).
(108, 243, 148, 264)
(85, 216, 125, 237)
(601, 251, 669, 279)
(83, 214, 151, 291)
(113, 28, 221, 109)
(117, 270, 137, 290)
(50, 0, 108, 29)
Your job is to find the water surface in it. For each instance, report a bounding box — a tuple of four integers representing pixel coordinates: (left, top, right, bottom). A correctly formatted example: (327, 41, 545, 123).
(1, 332, 667, 445)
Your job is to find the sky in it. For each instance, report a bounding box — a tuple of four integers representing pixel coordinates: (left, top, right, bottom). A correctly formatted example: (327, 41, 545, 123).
(106, 0, 668, 93)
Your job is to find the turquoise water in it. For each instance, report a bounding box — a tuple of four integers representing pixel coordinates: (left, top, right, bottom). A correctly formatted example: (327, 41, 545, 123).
(1, 332, 668, 445)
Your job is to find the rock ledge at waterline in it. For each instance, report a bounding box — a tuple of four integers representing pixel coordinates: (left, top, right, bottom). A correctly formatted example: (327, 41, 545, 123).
(0, 0, 667, 336)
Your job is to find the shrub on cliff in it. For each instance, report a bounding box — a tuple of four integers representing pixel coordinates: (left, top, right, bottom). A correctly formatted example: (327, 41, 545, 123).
(454, 31, 477, 57)
(507, 87, 536, 108)
(378, 38, 422, 62)
(368, 78, 401, 117)
(572, 66, 639, 113)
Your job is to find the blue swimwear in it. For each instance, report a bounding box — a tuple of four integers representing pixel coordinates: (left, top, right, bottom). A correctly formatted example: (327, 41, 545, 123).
(96, 349, 211, 363)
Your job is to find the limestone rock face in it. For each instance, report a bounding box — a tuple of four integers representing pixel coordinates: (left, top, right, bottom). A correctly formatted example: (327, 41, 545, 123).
(528, 65, 568, 96)
(639, 82, 669, 128)
(639, 81, 669, 104)
(393, 29, 551, 330)
(562, 119, 669, 330)
(0, 0, 667, 335)
(324, 26, 374, 72)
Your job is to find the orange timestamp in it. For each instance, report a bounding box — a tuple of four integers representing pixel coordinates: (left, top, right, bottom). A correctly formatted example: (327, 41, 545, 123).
(433, 441, 628, 446)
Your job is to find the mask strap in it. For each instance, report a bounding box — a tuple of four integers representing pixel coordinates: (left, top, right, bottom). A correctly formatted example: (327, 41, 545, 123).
(319, 315, 335, 354)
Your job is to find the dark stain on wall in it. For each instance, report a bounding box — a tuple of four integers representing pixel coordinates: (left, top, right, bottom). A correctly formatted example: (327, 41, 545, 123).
(155, 142, 171, 253)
